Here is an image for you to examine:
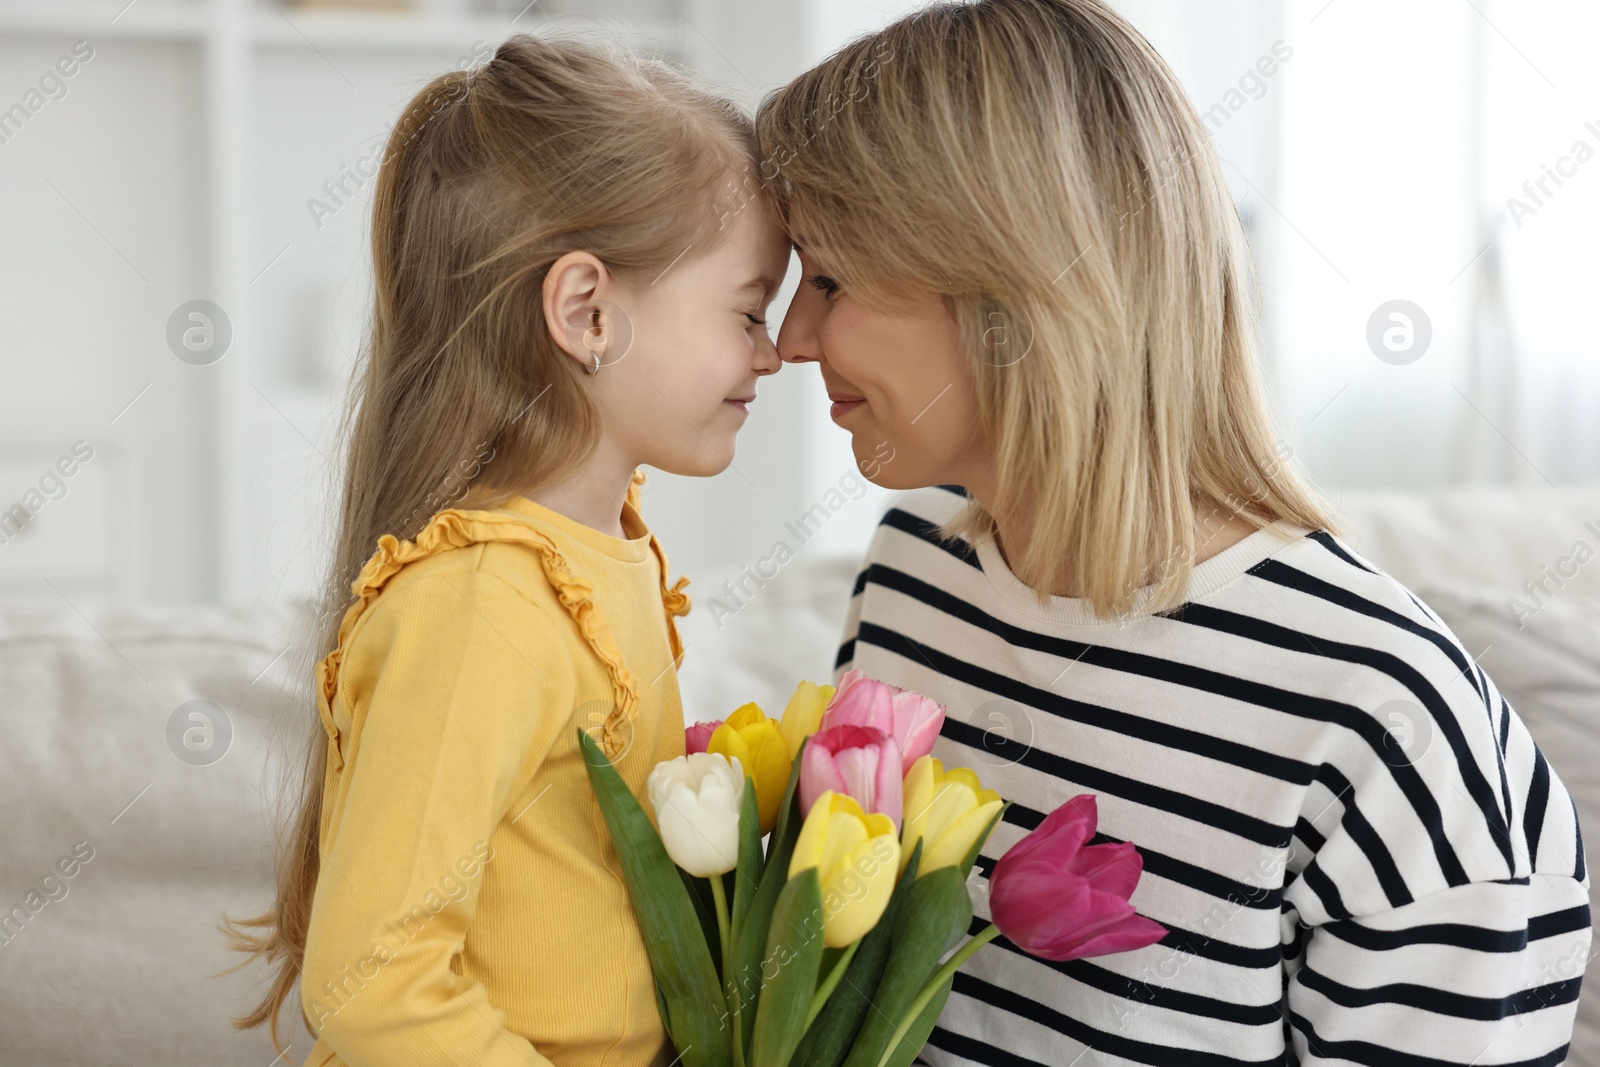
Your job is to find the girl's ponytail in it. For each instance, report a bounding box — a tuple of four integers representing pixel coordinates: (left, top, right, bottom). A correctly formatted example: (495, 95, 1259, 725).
(217, 34, 763, 1056)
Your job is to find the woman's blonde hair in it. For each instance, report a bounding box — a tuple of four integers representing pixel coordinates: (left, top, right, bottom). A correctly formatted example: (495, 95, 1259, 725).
(216, 33, 762, 1054)
(755, 0, 1338, 618)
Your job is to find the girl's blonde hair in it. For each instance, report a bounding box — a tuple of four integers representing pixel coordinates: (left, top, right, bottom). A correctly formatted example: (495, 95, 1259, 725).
(216, 34, 761, 1054)
(755, 0, 1338, 618)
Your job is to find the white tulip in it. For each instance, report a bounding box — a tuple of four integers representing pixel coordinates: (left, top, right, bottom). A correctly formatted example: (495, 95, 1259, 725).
(646, 752, 746, 878)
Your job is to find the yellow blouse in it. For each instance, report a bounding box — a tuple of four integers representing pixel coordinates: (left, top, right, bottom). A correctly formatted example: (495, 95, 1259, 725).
(299, 470, 690, 1067)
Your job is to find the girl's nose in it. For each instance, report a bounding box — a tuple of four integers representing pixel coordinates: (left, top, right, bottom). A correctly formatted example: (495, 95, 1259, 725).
(753, 327, 782, 376)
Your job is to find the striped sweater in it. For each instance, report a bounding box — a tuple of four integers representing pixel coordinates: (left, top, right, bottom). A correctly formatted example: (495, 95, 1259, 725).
(834, 485, 1589, 1066)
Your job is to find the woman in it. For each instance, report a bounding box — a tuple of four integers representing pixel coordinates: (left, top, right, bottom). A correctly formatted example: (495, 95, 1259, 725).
(758, 1, 1589, 1064)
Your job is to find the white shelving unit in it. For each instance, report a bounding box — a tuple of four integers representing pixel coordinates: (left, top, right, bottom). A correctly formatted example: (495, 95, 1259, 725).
(1, 0, 1307, 614)
(0, 1, 678, 43)
(0, 0, 807, 607)
(0, 0, 1298, 611)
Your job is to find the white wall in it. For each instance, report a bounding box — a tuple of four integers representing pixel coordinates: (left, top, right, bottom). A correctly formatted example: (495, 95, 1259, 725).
(0, 29, 210, 602)
(1, 0, 1594, 610)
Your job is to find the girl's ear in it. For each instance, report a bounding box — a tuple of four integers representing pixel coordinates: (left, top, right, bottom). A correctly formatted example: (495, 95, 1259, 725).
(541, 251, 616, 369)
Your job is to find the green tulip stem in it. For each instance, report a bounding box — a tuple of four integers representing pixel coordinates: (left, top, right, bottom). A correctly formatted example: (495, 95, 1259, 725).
(708, 874, 744, 1067)
(709, 873, 733, 977)
(875, 923, 1001, 1067)
(804, 938, 861, 1029)
(730, 989, 747, 1067)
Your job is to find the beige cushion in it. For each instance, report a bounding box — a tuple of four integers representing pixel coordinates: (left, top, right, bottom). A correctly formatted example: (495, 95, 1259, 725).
(1335, 483, 1600, 598)
(0, 598, 320, 1063)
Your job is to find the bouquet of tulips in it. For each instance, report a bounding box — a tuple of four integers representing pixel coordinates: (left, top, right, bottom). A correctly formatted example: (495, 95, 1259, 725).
(578, 670, 1165, 1067)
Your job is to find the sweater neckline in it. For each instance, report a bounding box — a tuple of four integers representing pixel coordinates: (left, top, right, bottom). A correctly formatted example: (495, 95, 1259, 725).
(973, 521, 1312, 628)
(496, 493, 653, 563)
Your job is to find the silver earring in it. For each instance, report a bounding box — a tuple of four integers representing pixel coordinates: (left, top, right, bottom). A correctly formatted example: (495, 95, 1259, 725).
(585, 349, 601, 376)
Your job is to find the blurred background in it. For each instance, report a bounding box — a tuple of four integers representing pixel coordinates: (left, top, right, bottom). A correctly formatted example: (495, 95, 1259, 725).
(0, 0, 1593, 611)
(3, 1, 1599, 1063)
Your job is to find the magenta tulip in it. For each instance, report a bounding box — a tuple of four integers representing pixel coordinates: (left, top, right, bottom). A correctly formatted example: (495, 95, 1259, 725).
(685, 719, 722, 756)
(820, 669, 945, 775)
(989, 794, 1165, 961)
(798, 724, 904, 828)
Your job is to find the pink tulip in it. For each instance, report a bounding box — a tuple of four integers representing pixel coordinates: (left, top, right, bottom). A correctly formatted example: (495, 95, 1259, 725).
(989, 795, 1165, 962)
(798, 724, 903, 828)
(820, 670, 945, 776)
(685, 719, 722, 756)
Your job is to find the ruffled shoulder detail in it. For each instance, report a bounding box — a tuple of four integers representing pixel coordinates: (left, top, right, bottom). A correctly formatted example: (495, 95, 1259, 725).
(627, 468, 692, 662)
(315, 506, 647, 771)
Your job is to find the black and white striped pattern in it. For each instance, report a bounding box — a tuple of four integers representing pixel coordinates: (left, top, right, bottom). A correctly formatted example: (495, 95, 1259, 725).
(836, 485, 1590, 1066)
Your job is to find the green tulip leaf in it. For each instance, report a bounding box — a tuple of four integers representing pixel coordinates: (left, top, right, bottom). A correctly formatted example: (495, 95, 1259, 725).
(733, 737, 808, 1053)
(817, 944, 847, 989)
(579, 728, 731, 1067)
(748, 865, 825, 1067)
(678, 867, 720, 972)
(877, 972, 954, 1067)
(839, 866, 971, 1067)
(654, 978, 671, 1032)
(730, 772, 764, 950)
(791, 839, 925, 1067)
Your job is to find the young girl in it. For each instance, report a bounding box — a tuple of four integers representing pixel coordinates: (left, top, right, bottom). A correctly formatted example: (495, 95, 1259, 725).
(759, 1, 1589, 1064)
(220, 35, 788, 1067)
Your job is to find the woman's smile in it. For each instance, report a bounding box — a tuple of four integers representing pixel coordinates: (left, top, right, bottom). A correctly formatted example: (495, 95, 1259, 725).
(827, 390, 866, 420)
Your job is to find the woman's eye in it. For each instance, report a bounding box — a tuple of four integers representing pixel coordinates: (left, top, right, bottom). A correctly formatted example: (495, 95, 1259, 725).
(807, 274, 839, 298)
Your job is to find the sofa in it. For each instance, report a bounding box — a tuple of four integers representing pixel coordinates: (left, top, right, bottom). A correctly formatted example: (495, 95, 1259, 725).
(2, 483, 1597, 1064)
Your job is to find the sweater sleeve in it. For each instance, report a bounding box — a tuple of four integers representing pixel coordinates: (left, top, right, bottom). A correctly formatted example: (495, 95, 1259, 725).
(1283, 663, 1591, 1064)
(301, 568, 576, 1067)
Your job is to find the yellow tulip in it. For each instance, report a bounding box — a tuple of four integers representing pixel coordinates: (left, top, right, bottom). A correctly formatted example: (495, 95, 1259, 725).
(787, 790, 900, 947)
(900, 755, 1003, 877)
(708, 703, 792, 834)
(777, 680, 835, 760)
